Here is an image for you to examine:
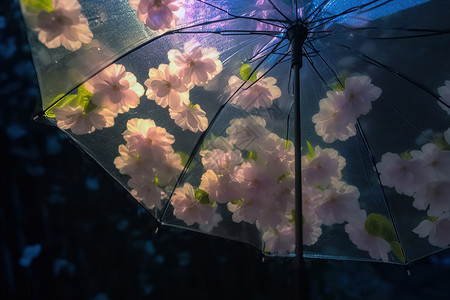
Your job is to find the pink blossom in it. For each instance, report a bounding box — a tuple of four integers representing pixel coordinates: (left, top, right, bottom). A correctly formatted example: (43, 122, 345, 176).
(31, 0, 93, 51)
(302, 186, 322, 210)
(227, 196, 267, 224)
(128, 175, 165, 210)
(262, 225, 295, 254)
(226, 116, 268, 150)
(302, 146, 346, 188)
(169, 102, 208, 132)
(199, 170, 242, 204)
(302, 200, 323, 246)
(129, 0, 185, 32)
(54, 105, 115, 135)
(413, 181, 450, 217)
(199, 170, 221, 203)
(274, 174, 295, 212)
(145, 64, 189, 108)
(200, 136, 234, 154)
(413, 212, 450, 248)
(122, 118, 175, 161)
(232, 161, 277, 199)
(258, 133, 295, 176)
(437, 80, 450, 114)
(199, 206, 223, 233)
(168, 40, 222, 86)
(84, 64, 144, 114)
(343, 76, 382, 116)
(154, 152, 184, 186)
(377, 153, 427, 196)
(228, 74, 281, 111)
(171, 183, 214, 226)
(312, 91, 356, 143)
(113, 144, 155, 176)
(411, 143, 450, 182)
(315, 182, 361, 225)
(201, 149, 243, 176)
(345, 210, 391, 262)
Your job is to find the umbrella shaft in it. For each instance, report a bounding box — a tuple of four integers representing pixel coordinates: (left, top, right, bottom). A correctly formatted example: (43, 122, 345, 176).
(293, 63, 303, 260)
(288, 24, 310, 299)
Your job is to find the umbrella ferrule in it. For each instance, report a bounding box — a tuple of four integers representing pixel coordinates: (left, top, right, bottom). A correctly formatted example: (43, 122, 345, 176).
(287, 24, 308, 68)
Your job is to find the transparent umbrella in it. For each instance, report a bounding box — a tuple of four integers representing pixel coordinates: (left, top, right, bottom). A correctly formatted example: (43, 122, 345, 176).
(20, 0, 450, 274)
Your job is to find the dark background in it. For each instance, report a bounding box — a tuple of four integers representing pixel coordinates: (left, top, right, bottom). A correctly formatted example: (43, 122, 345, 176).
(1, 0, 450, 299)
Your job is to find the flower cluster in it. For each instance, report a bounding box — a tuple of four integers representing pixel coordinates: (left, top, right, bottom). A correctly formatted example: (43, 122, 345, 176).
(300, 144, 400, 262)
(168, 115, 396, 259)
(146, 40, 222, 132)
(377, 133, 450, 248)
(114, 118, 183, 210)
(312, 76, 382, 143)
(129, 0, 185, 32)
(27, 0, 93, 51)
(54, 64, 144, 135)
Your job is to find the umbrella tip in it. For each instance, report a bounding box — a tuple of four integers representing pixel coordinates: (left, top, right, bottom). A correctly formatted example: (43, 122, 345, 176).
(406, 265, 411, 276)
(154, 226, 160, 235)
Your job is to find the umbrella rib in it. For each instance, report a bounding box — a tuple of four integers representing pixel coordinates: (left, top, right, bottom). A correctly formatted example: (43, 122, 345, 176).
(305, 40, 408, 263)
(159, 37, 288, 222)
(308, 44, 423, 131)
(247, 43, 290, 63)
(175, 29, 284, 37)
(359, 0, 394, 14)
(247, 40, 285, 62)
(310, 0, 390, 29)
(194, 0, 287, 28)
(267, 0, 293, 24)
(306, 42, 343, 87)
(302, 48, 330, 87)
(242, 43, 289, 91)
(334, 43, 450, 110)
(355, 31, 450, 40)
(355, 121, 407, 263)
(303, 0, 332, 24)
(37, 15, 284, 117)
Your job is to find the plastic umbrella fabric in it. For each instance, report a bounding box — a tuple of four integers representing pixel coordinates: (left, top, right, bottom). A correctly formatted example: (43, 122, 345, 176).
(20, 0, 450, 266)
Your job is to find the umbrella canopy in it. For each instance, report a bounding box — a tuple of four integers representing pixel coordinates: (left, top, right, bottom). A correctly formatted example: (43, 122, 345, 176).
(20, 0, 450, 264)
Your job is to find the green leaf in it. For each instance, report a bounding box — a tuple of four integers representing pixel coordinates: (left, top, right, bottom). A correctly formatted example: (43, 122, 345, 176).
(83, 100, 98, 114)
(426, 215, 438, 222)
(153, 177, 159, 186)
(199, 133, 216, 151)
(45, 94, 77, 118)
(400, 151, 412, 160)
(77, 85, 93, 106)
(306, 141, 315, 161)
(246, 151, 258, 161)
(176, 151, 190, 167)
(21, 0, 53, 12)
(231, 198, 244, 205)
(240, 63, 257, 82)
(364, 213, 396, 242)
(285, 140, 292, 150)
(432, 135, 450, 151)
(277, 172, 290, 183)
(289, 210, 296, 225)
(331, 76, 346, 91)
(194, 188, 210, 205)
(390, 241, 406, 263)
